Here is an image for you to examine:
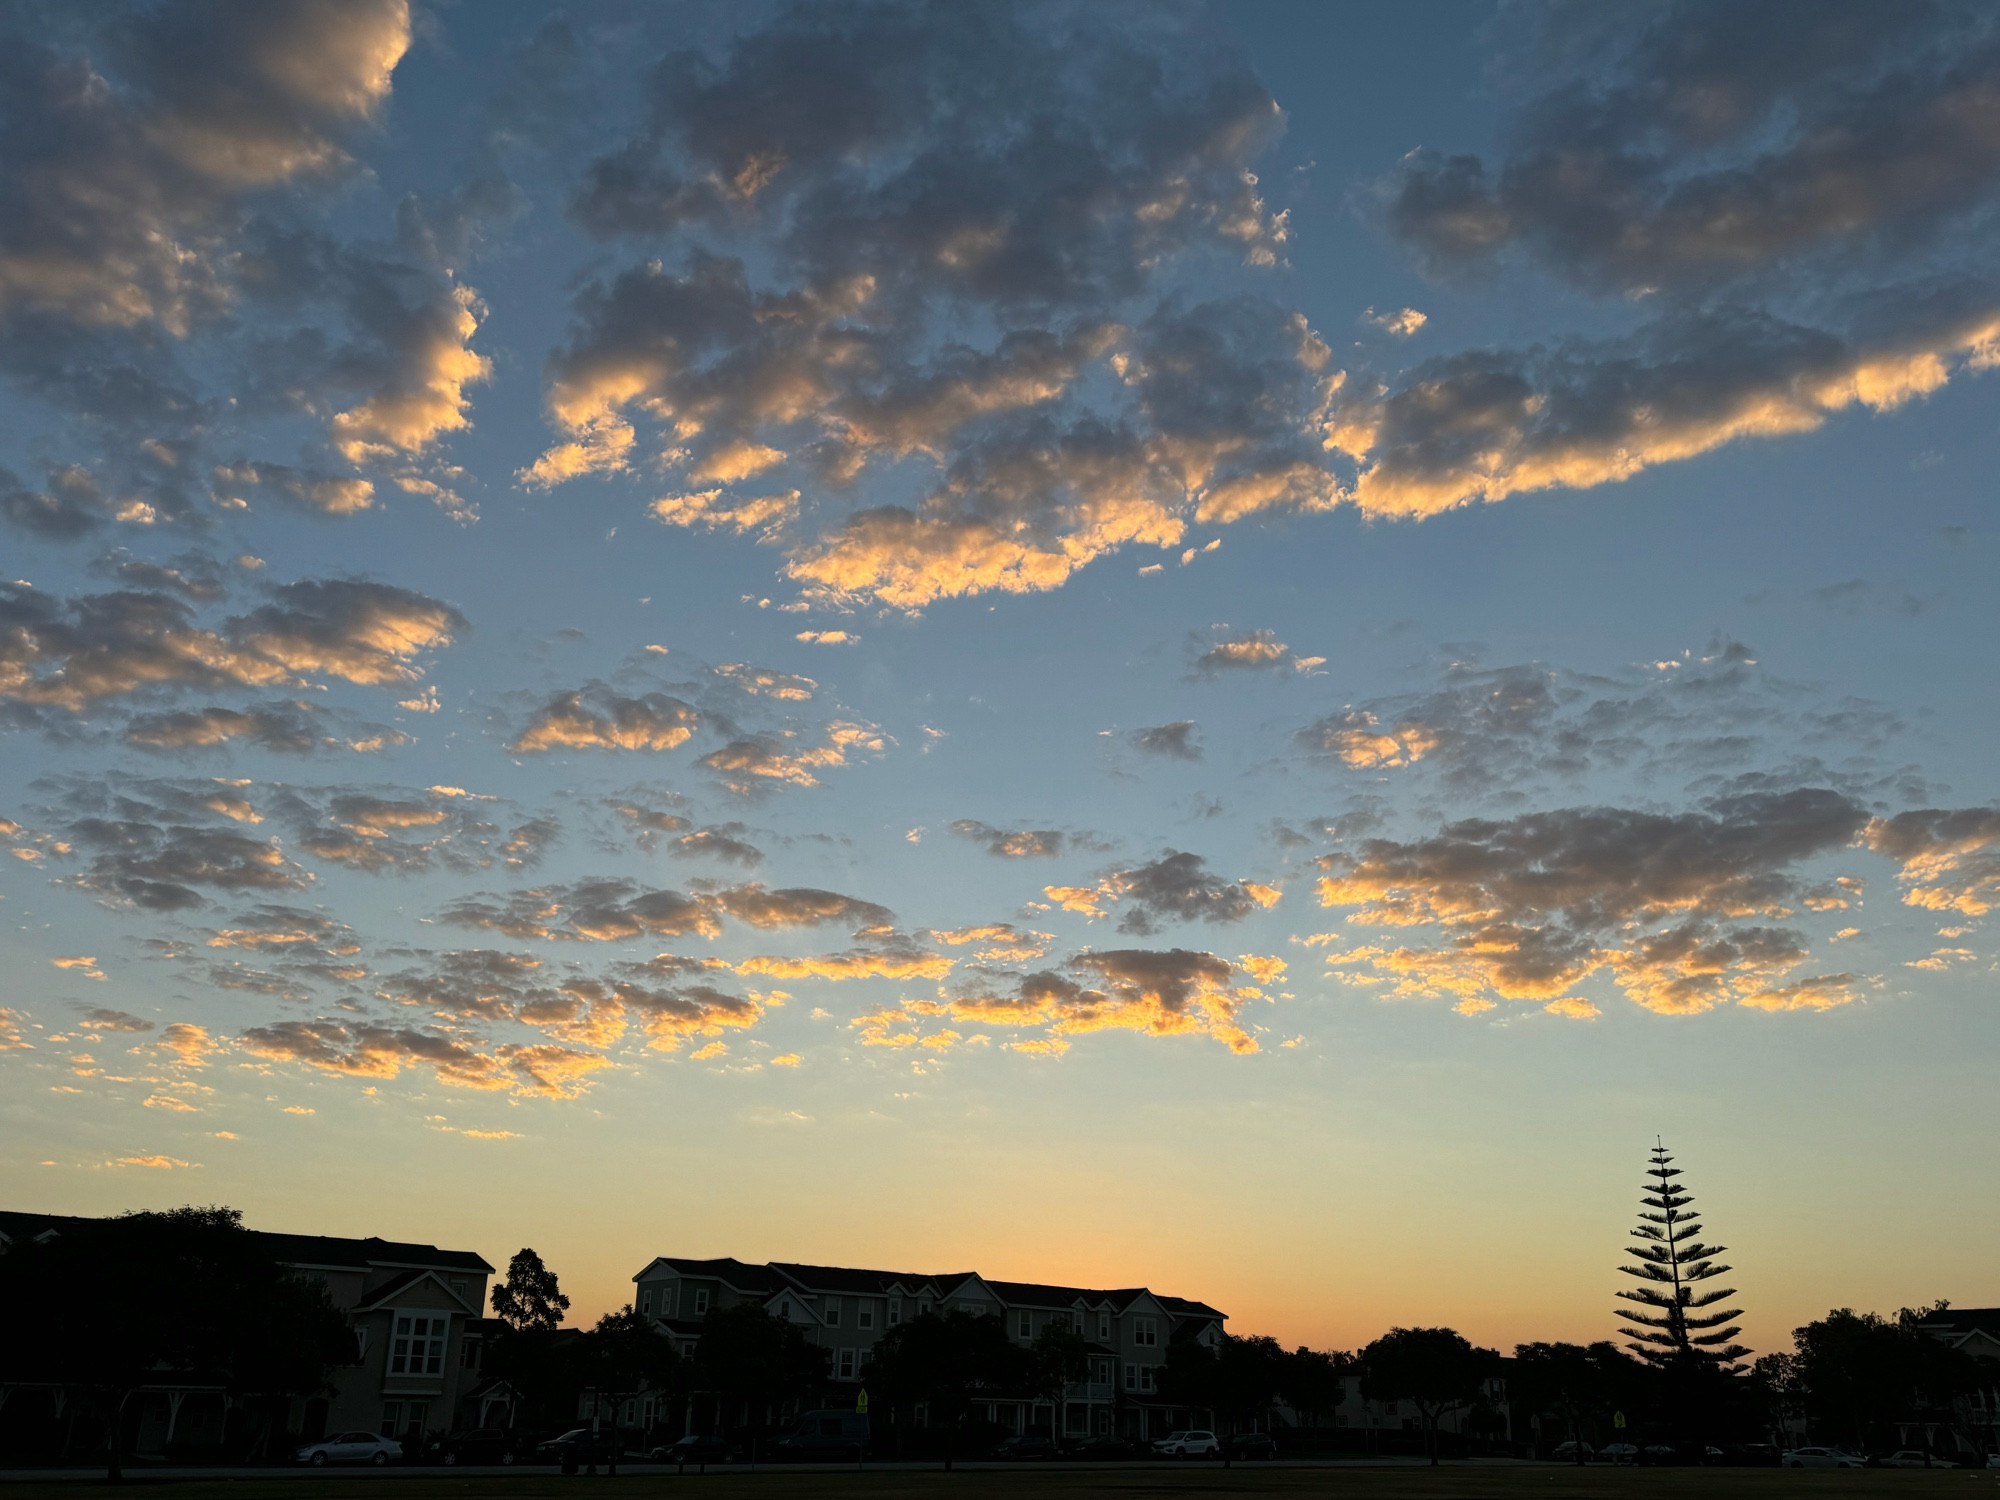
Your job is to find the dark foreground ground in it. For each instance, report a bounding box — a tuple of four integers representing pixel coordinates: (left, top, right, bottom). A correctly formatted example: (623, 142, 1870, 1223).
(1, 1465, 1991, 1500)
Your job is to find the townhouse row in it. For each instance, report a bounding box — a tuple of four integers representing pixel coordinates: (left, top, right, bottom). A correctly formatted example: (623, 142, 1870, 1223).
(633, 1254, 1224, 1439)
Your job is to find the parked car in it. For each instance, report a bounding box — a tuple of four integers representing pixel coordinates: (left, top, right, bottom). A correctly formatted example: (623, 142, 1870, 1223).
(1551, 1440, 1595, 1462)
(772, 1409, 869, 1461)
(1599, 1442, 1639, 1464)
(1783, 1446, 1866, 1469)
(1074, 1435, 1142, 1461)
(1153, 1429, 1221, 1458)
(432, 1428, 525, 1466)
(1987, 1454, 2000, 1470)
(295, 1432, 402, 1467)
(651, 1434, 736, 1466)
(535, 1428, 620, 1465)
(994, 1435, 1062, 1460)
(1879, 1450, 1957, 1468)
(1226, 1432, 1277, 1460)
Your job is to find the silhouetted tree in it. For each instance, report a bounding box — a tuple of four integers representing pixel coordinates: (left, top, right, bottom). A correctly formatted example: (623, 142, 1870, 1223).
(1616, 1141, 1749, 1373)
(869, 1309, 1029, 1469)
(1029, 1319, 1091, 1441)
(693, 1302, 825, 1450)
(491, 1247, 569, 1332)
(486, 1248, 570, 1428)
(1512, 1341, 1638, 1461)
(1277, 1345, 1350, 1432)
(579, 1306, 684, 1436)
(0, 1207, 352, 1480)
(1359, 1326, 1498, 1465)
(1780, 1304, 1984, 1456)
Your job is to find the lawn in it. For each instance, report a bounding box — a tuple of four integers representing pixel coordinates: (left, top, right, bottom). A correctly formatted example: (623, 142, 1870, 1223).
(0, 1467, 1986, 1500)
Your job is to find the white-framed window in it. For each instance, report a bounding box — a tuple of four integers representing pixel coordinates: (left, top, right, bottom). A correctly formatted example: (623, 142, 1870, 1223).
(826, 1297, 842, 1327)
(838, 1348, 857, 1379)
(1138, 1365, 1156, 1393)
(390, 1313, 447, 1375)
(1070, 1310, 1083, 1332)
(1123, 1363, 1135, 1391)
(858, 1303, 874, 1330)
(449, 1278, 468, 1303)
(693, 1287, 710, 1315)
(639, 1289, 652, 1315)
(1097, 1313, 1109, 1340)
(888, 1298, 901, 1325)
(917, 1299, 932, 1317)
(1017, 1311, 1032, 1338)
(1090, 1356, 1111, 1384)
(780, 1299, 793, 1319)
(1133, 1316, 1157, 1347)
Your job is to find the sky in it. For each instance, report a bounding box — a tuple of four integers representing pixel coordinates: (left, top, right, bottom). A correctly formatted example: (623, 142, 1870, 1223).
(2, 0, 1998, 1358)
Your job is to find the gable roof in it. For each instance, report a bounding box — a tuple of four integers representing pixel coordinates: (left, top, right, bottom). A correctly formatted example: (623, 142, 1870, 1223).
(355, 1267, 481, 1313)
(0, 1210, 490, 1274)
(635, 1255, 782, 1294)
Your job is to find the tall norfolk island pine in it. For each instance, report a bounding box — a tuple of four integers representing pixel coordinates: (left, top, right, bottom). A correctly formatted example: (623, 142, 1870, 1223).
(1616, 1142, 1750, 1373)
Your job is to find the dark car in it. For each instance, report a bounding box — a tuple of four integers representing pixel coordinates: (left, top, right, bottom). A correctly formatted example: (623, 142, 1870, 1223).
(433, 1428, 526, 1466)
(1074, 1435, 1141, 1461)
(652, 1434, 737, 1466)
(995, 1435, 1062, 1460)
(772, 1409, 869, 1461)
(1226, 1432, 1277, 1461)
(534, 1428, 620, 1467)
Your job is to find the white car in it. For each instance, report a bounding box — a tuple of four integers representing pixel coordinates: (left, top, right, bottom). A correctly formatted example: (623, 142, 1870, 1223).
(296, 1431, 403, 1466)
(1153, 1429, 1221, 1458)
(1782, 1446, 1864, 1469)
(1879, 1451, 1956, 1469)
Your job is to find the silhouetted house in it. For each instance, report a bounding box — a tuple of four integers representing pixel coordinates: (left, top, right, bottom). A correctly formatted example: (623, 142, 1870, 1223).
(632, 1253, 1225, 1439)
(1917, 1307, 2000, 1458)
(0, 1210, 492, 1455)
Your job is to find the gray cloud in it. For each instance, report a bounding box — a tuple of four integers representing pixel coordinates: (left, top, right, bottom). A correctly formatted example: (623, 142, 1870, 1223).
(1315, 787, 1874, 1014)
(510, 684, 699, 754)
(0, 576, 463, 718)
(1380, 3, 2000, 295)
(673, 825, 764, 866)
(527, 4, 1331, 608)
(1131, 720, 1201, 760)
(949, 819, 1064, 859)
(439, 877, 890, 943)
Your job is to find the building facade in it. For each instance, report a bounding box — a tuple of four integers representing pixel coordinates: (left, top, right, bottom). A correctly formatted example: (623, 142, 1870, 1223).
(0, 1210, 493, 1457)
(630, 1254, 1225, 1439)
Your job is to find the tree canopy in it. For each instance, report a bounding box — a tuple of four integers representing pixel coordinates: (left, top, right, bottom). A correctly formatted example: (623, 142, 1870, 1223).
(491, 1246, 569, 1333)
(1359, 1325, 1498, 1465)
(0, 1206, 353, 1479)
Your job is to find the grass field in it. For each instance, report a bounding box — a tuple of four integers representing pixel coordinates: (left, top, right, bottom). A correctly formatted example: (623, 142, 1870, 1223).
(1, 1467, 1991, 1500)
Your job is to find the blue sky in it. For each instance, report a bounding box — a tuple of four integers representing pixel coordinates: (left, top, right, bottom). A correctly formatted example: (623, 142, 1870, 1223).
(2, 0, 1997, 1352)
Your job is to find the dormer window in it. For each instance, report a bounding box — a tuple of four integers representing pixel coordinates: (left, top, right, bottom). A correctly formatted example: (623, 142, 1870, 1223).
(888, 1299, 901, 1325)
(1098, 1313, 1109, 1340)
(693, 1287, 710, 1315)
(1133, 1316, 1158, 1347)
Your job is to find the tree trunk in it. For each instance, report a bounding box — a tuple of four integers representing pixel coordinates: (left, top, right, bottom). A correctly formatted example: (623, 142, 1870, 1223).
(106, 1388, 134, 1483)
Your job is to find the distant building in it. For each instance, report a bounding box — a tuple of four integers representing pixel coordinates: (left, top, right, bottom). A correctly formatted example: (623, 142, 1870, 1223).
(631, 1254, 1225, 1439)
(1917, 1307, 2000, 1458)
(0, 1210, 493, 1456)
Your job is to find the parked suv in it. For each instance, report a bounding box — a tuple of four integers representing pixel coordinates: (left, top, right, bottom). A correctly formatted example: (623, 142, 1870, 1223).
(1153, 1430, 1221, 1458)
(1226, 1432, 1276, 1460)
(772, 1410, 869, 1461)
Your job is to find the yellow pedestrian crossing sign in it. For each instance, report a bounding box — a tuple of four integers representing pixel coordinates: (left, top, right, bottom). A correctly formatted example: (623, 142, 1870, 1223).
(856, 1389, 869, 1414)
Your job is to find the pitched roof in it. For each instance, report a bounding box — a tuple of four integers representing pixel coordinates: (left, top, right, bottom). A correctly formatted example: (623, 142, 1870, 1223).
(355, 1267, 480, 1312)
(770, 1261, 935, 1295)
(0, 1210, 490, 1274)
(640, 1256, 783, 1293)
